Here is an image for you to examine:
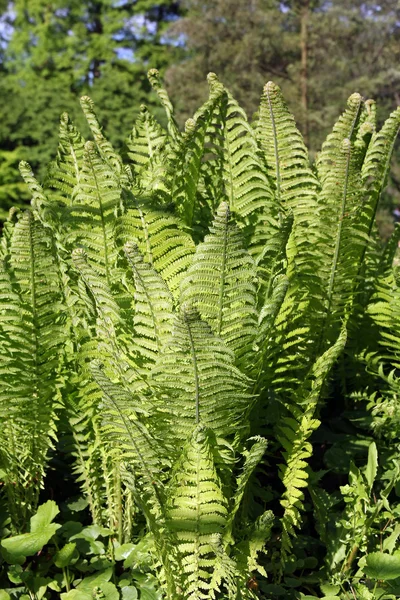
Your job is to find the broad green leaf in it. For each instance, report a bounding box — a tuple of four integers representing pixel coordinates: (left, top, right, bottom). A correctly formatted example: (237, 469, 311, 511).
(365, 442, 378, 490)
(1, 501, 60, 563)
(54, 542, 77, 568)
(0, 591, 11, 600)
(76, 567, 113, 592)
(120, 586, 138, 600)
(100, 582, 119, 600)
(383, 524, 400, 554)
(364, 552, 400, 580)
(61, 591, 92, 600)
(115, 543, 136, 561)
(320, 584, 341, 596)
(30, 500, 60, 532)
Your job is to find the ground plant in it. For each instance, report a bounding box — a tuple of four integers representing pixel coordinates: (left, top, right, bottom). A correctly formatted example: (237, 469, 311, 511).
(0, 71, 400, 600)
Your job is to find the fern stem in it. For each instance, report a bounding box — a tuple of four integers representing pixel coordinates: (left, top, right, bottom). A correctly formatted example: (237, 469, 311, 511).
(326, 139, 351, 314)
(87, 151, 111, 287)
(184, 311, 201, 424)
(217, 206, 229, 337)
(265, 83, 281, 203)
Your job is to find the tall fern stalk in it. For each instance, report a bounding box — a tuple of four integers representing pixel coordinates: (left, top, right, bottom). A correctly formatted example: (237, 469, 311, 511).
(0, 71, 399, 598)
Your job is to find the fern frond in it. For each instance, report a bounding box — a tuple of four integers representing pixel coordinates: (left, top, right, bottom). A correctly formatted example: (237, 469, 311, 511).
(166, 424, 228, 600)
(148, 68, 180, 143)
(279, 325, 347, 560)
(151, 306, 252, 451)
(168, 82, 224, 230)
(257, 82, 319, 213)
(124, 104, 167, 188)
(362, 106, 400, 234)
(0, 210, 65, 530)
(180, 202, 258, 365)
(117, 192, 195, 296)
(80, 95, 124, 179)
(124, 241, 174, 366)
(68, 141, 121, 286)
(44, 112, 85, 204)
(226, 436, 268, 533)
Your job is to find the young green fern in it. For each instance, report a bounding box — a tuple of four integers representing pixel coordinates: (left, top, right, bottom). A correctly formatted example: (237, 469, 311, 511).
(1, 69, 400, 600)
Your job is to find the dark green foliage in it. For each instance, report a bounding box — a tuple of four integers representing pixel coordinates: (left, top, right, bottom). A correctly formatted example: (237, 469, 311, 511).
(0, 72, 400, 600)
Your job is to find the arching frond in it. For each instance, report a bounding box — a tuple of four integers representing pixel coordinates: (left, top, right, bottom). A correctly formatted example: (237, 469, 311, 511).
(279, 325, 347, 560)
(0, 211, 65, 531)
(117, 192, 195, 296)
(148, 68, 180, 143)
(166, 424, 228, 600)
(124, 241, 174, 367)
(80, 95, 124, 179)
(168, 81, 224, 231)
(180, 202, 258, 365)
(151, 307, 252, 451)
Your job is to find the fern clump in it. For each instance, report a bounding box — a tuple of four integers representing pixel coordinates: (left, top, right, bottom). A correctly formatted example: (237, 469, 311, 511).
(0, 70, 400, 599)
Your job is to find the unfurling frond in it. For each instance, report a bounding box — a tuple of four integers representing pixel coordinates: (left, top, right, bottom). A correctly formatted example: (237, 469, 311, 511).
(148, 68, 180, 143)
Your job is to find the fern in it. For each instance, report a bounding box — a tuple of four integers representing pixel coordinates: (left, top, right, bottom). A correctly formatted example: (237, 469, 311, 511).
(151, 306, 252, 452)
(166, 424, 228, 600)
(124, 104, 167, 189)
(0, 210, 65, 531)
(181, 202, 258, 366)
(279, 324, 347, 559)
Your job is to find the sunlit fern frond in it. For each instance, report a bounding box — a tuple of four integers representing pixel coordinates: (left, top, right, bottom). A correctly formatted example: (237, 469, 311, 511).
(44, 112, 85, 204)
(124, 241, 174, 368)
(367, 271, 400, 369)
(91, 362, 184, 596)
(0, 210, 65, 531)
(167, 80, 224, 232)
(151, 306, 253, 453)
(316, 96, 376, 347)
(166, 424, 228, 600)
(124, 104, 167, 189)
(361, 105, 400, 240)
(278, 325, 347, 561)
(80, 95, 125, 180)
(257, 82, 319, 213)
(66, 141, 122, 286)
(180, 202, 258, 367)
(148, 68, 180, 143)
(117, 191, 195, 297)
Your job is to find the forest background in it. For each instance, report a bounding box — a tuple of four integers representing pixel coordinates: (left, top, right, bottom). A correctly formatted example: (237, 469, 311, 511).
(0, 0, 399, 235)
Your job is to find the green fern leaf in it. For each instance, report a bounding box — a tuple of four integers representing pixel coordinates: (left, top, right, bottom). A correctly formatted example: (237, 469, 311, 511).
(117, 192, 195, 296)
(166, 424, 228, 600)
(279, 325, 347, 559)
(124, 104, 167, 188)
(180, 202, 258, 364)
(124, 241, 174, 366)
(148, 69, 180, 143)
(44, 112, 85, 204)
(151, 306, 252, 450)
